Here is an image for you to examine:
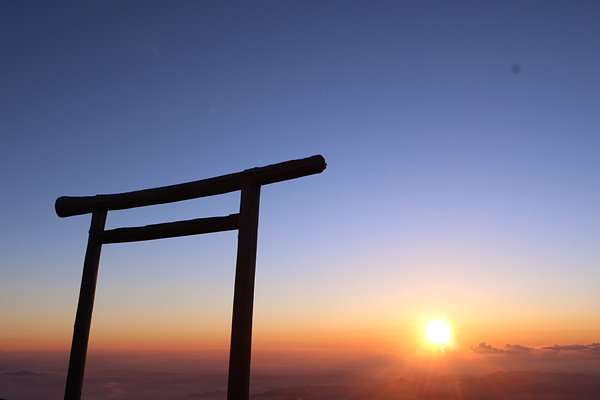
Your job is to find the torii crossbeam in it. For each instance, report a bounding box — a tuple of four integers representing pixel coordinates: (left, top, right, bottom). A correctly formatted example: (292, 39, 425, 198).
(55, 155, 327, 400)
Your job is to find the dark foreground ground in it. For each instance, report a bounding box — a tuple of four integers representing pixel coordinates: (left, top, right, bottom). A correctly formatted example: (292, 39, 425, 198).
(3, 350, 600, 400)
(174, 371, 600, 400)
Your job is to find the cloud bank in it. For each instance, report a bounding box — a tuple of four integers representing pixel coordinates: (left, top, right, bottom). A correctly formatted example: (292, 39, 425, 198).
(3, 344, 600, 400)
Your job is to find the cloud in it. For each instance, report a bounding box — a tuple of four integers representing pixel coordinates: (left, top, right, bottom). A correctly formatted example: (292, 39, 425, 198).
(0, 369, 64, 399)
(470, 342, 503, 354)
(504, 344, 532, 354)
(542, 343, 600, 354)
(441, 344, 459, 354)
(104, 382, 125, 397)
(543, 344, 589, 352)
(468, 342, 600, 357)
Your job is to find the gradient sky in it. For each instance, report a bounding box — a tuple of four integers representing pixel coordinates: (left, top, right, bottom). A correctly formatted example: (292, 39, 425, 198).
(1, 1, 599, 355)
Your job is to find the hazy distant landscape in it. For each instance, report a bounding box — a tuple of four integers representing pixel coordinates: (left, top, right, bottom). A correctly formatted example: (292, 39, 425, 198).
(2, 348, 600, 400)
(191, 372, 600, 400)
(3, 367, 600, 400)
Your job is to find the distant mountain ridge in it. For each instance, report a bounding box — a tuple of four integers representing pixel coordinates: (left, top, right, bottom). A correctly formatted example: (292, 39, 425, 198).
(175, 391, 227, 400)
(172, 371, 600, 400)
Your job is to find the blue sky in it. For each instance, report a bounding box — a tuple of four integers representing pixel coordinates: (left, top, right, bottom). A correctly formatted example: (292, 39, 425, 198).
(1, 1, 599, 352)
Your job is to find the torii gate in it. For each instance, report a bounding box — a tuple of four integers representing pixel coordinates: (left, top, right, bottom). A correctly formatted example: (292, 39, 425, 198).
(55, 155, 327, 400)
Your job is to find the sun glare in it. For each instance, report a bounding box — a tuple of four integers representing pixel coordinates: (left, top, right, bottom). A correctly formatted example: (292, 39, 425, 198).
(425, 320, 451, 344)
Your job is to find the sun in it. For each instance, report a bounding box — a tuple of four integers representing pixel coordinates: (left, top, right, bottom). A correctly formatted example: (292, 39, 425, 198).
(425, 320, 451, 344)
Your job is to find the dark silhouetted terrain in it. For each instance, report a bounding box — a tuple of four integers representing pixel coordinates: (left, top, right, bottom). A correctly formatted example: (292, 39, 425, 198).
(172, 371, 600, 400)
(4, 350, 600, 400)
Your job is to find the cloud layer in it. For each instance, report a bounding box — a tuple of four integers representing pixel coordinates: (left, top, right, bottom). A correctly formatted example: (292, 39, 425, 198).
(3, 344, 600, 400)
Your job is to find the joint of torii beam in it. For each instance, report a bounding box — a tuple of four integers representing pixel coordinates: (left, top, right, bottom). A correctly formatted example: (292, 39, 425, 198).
(56, 155, 327, 400)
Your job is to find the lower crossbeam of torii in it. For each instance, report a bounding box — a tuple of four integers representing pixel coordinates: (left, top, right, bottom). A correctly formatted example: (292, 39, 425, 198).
(55, 155, 327, 400)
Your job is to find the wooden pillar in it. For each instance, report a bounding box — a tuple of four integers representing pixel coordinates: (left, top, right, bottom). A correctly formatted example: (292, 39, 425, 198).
(64, 209, 107, 400)
(227, 181, 261, 400)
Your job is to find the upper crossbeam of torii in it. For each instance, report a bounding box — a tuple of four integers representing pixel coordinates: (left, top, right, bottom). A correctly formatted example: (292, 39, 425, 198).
(55, 155, 327, 400)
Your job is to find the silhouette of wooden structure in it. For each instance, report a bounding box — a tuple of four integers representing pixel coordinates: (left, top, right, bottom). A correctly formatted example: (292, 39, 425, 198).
(55, 155, 327, 400)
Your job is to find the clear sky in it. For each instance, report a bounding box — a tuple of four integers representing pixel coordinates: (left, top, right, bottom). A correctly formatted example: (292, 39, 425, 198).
(1, 0, 599, 357)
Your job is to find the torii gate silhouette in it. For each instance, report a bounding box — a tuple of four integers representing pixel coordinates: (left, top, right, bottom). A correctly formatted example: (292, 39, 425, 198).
(55, 155, 327, 400)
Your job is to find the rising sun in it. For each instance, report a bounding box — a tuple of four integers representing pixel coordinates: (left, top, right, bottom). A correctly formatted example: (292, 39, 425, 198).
(425, 320, 451, 344)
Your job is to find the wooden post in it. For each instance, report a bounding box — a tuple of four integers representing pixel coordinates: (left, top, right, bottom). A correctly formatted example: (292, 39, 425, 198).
(64, 209, 107, 400)
(227, 181, 261, 400)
